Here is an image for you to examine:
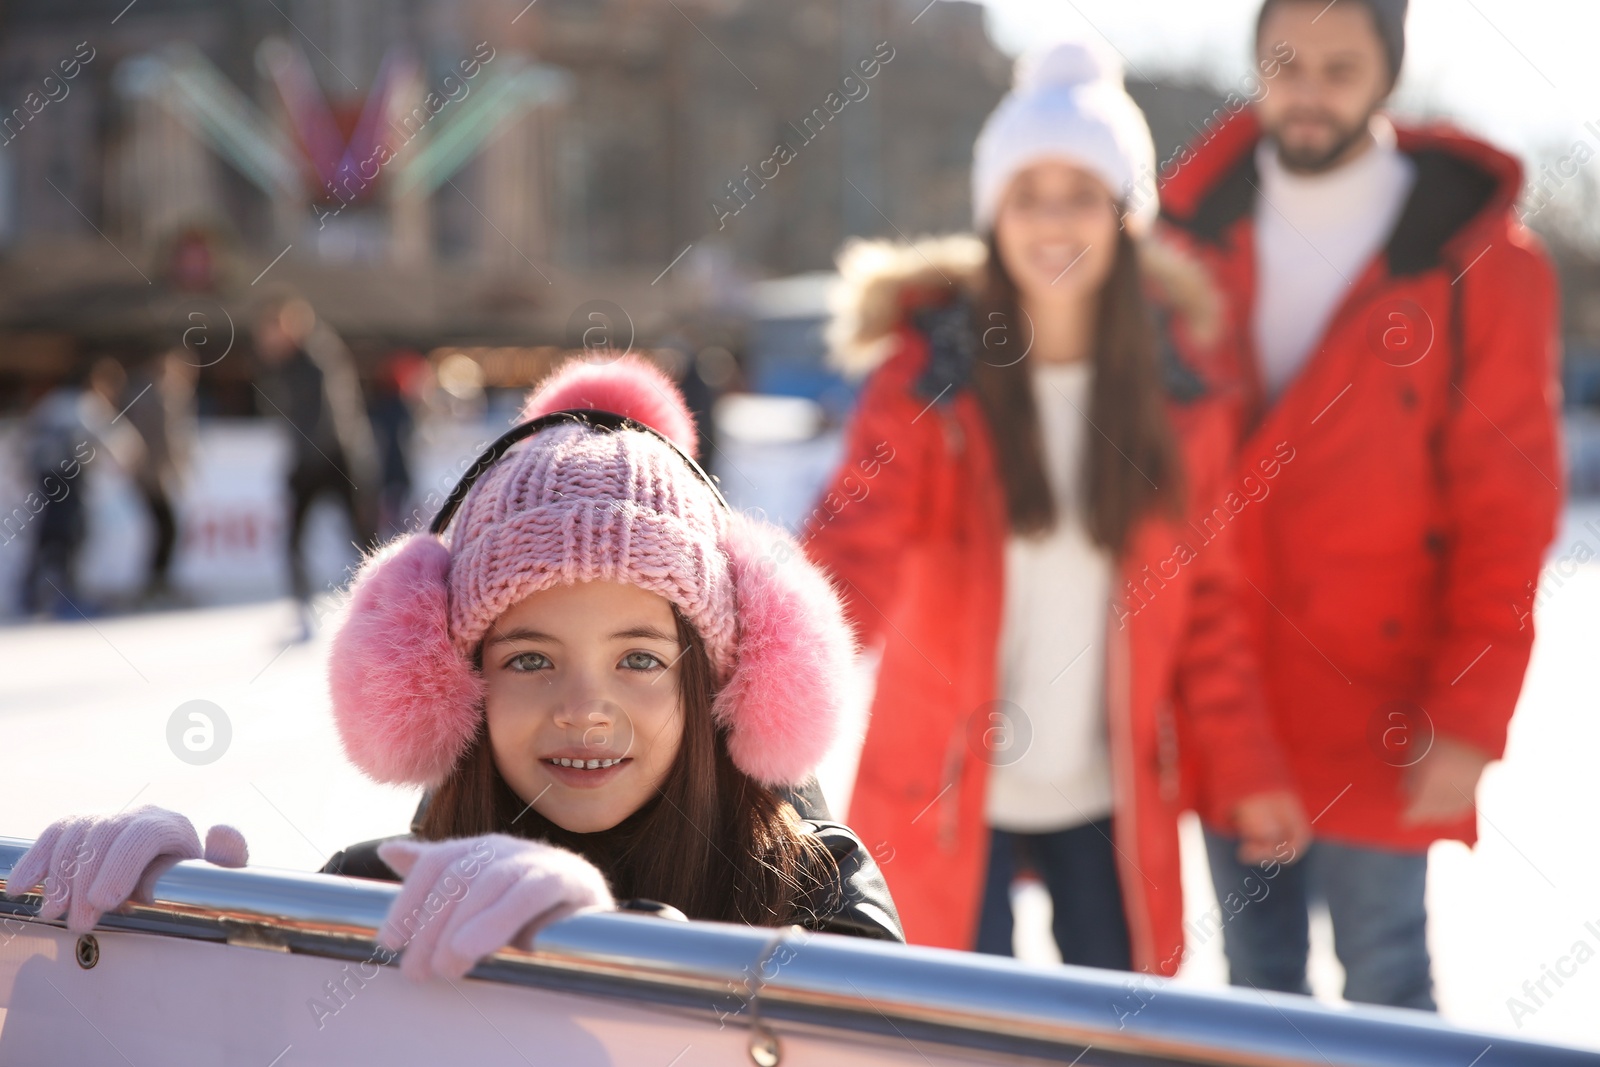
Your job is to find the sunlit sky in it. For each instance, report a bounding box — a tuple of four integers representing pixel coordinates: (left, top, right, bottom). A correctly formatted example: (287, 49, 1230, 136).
(974, 0, 1600, 166)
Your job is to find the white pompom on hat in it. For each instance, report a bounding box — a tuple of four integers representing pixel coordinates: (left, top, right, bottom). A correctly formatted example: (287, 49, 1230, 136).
(971, 39, 1159, 236)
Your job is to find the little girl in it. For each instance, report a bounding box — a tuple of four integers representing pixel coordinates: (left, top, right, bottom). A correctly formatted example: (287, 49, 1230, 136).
(5, 356, 903, 981)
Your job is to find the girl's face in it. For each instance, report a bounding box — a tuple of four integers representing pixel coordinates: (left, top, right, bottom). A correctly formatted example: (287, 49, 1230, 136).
(481, 580, 685, 834)
(993, 159, 1120, 308)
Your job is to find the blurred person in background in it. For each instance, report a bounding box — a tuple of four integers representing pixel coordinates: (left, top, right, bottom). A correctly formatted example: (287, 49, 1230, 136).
(660, 317, 742, 472)
(124, 349, 198, 607)
(252, 296, 379, 621)
(804, 41, 1306, 976)
(369, 349, 426, 539)
(686, 345, 741, 470)
(1158, 0, 1563, 1009)
(19, 358, 144, 617)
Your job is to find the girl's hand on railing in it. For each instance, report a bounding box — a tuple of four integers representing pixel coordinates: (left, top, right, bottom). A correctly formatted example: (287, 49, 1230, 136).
(375, 833, 615, 982)
(1, 806, 248, 933)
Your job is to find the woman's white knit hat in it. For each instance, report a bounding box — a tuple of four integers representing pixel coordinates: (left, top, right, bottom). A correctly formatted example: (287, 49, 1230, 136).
(971, 40, 1158, 235)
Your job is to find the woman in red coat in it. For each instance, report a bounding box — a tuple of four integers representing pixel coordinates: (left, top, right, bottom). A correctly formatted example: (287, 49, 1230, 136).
(802, 41, 1306, 975)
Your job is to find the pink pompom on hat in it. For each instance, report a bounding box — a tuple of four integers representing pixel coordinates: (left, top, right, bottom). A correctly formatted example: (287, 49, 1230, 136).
(327, 354, 857, 790)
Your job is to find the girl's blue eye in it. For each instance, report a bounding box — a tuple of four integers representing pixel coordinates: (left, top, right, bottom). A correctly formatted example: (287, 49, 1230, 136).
(621, 651, 665, 672)
(507, 651, 551, 672)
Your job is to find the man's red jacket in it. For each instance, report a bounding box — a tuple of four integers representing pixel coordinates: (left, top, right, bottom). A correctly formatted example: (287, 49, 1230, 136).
(1158, 110, 1564, 850)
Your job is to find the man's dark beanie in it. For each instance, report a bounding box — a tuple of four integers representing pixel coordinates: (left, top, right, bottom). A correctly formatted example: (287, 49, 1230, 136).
(1257, 0, 1409, 82)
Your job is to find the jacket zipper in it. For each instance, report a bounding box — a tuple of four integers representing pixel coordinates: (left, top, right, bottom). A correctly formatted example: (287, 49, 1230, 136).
(937, 401, 968, 852)
(1155, 698, 1181, 803)
(1106, 604, 1158, 972)
(939, 725, 964, 852)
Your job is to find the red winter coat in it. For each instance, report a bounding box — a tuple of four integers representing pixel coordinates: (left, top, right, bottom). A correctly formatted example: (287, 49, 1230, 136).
(1158, 111, 1564, 850)
(803, 234, 1291, 973)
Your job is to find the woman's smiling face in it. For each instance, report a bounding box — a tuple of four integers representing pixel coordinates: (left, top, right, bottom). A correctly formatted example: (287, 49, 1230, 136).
(994, 159, 1120, 306)
(480, 580, 685, 833)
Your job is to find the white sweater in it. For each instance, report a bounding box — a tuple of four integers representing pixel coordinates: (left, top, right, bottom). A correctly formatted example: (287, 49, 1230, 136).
(986, 360, 1114, 833)
(1252, 115, 1416, 401)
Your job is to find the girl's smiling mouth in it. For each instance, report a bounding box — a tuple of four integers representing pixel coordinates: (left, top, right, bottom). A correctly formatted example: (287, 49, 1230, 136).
(541, 755, 633, 789)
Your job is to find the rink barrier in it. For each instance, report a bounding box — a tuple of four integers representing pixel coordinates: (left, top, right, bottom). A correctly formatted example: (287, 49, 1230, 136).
(1, 836, 1594, 1066)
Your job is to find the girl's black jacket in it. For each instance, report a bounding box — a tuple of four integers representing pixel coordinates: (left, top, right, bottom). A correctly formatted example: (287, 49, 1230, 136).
(320, 780, 904, 943)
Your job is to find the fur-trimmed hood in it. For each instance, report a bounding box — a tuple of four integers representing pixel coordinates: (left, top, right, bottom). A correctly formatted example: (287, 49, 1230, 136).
(825, 230, 1225, 378)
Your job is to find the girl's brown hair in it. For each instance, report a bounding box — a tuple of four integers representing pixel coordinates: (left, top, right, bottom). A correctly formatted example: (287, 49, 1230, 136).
(970, 225, 1183, 553)
(418, 607, 841, 927)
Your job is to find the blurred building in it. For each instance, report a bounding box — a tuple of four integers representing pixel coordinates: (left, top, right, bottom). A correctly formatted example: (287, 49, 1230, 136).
(0, 0, 1009, 409)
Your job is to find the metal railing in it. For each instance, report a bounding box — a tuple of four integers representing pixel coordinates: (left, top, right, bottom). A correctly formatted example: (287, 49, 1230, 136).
(1, 836, 1592, 1067)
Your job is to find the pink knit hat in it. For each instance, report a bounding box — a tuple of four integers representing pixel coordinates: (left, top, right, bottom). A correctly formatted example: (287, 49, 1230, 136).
(327, 355, 856, 789)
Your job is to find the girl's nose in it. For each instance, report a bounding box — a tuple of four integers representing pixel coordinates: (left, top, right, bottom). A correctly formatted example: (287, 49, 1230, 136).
(555, 697, 634, 756)
(553, 693, 615, 729)
(553, 691, 609, 726)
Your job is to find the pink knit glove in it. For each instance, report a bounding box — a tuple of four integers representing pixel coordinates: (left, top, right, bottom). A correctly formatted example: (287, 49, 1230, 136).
(375, 833, 615, 982)
(2, 805, 248, 933)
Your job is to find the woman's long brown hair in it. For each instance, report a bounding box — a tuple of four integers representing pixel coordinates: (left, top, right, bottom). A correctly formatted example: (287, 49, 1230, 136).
(418, 607, 841, 928)
(971, 226, 1183, 553)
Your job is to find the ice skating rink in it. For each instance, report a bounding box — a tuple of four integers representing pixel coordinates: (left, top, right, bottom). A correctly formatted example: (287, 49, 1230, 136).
(3, 503, 1597, 1050)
